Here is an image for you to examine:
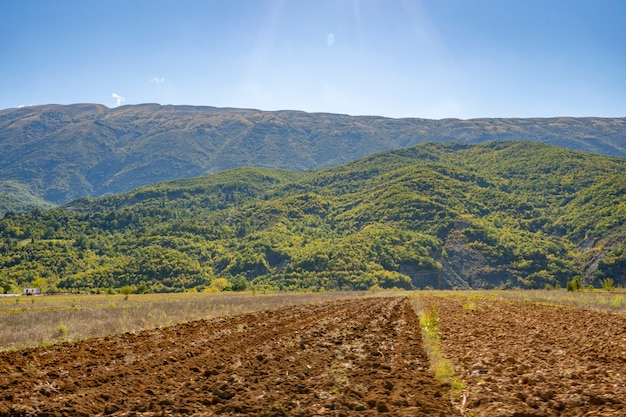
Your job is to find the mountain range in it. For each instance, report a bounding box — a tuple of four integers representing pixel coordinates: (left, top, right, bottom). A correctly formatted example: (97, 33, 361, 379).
(1, 103, 625, 213)
(1, 142, 624, 292)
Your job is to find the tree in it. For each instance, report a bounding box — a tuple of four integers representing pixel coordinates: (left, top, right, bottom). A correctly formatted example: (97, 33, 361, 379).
(31, 277, 48, 294)
(120, 285, 134, 300)
(208, 278, 232, 291)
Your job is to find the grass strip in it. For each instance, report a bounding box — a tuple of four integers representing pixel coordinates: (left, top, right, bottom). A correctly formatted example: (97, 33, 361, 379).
(411, 295, 467, 413)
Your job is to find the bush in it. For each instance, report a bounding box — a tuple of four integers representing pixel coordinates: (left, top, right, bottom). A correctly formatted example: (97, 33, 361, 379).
(119, 286, 134, 300)
(600, 277, 615, 292)
(610, 295, 624, 308)
(57, 323, 68, 337)
(566, 276, 582, 292)
(230, 276, 249, 291)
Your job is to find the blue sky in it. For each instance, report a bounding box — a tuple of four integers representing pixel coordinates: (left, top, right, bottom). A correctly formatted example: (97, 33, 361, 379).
(1, 0, 625, 119)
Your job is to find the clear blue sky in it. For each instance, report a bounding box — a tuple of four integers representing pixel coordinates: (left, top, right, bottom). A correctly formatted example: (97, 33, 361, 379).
(1, 0, 625, 119)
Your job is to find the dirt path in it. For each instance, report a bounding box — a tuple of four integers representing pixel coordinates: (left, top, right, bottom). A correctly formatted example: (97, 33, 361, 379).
(0, 297, 457, 416)
(419, 295, 626, 417)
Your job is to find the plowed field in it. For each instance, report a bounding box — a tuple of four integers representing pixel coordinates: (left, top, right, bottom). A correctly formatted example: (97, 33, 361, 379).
(2, 295, 626, 416)
(421, 294, 626, 417)
(0, 297, 455, 416)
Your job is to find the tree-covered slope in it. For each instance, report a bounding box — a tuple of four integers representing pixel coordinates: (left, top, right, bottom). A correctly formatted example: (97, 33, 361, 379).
(0, 142, 624, 293)
(1, 103, 625, 212)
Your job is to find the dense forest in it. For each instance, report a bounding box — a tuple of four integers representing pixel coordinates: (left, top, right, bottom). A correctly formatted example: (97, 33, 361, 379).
(1, 142, 624, 293)
(1, 103, 625, 213)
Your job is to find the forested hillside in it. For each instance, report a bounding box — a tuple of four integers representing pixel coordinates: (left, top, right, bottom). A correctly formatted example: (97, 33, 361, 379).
(1, 103, 625, 213)
(0, 142, 624, 293)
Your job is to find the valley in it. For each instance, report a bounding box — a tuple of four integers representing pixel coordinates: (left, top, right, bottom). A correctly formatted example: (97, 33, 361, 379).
(1, 292, 624, 416)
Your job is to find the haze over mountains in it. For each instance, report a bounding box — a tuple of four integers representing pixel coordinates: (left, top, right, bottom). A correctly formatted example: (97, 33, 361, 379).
(1, 103, 625, 213)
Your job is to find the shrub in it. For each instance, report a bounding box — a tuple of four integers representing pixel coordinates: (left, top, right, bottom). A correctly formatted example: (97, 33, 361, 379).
(119, 286, 134, 300)
(57, 323, 68, 337)
(600, 277, 615, 292)
(610, 295, 624, 308)
(462, 301, 477, 311)
(566, 276, 582, 292)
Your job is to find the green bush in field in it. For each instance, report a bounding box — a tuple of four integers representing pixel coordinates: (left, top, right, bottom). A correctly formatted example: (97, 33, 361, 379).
(610, 295, 624, 308)
(566, 276, 582, 292)
(57, 323, 68, 337)
(600, 277, 615, 292)
(119, 286, 134, 300)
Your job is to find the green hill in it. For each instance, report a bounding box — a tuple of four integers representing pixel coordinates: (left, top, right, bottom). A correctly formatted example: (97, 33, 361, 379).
(1, 103, 625, 213)
(0, 142, 624, 293)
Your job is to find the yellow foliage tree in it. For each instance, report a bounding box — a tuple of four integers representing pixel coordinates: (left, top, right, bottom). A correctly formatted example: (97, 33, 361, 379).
(208, 278, 232, 292)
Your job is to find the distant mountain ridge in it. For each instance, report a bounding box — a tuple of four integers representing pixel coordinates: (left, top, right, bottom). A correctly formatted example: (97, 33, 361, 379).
(1, 103, 625, 213)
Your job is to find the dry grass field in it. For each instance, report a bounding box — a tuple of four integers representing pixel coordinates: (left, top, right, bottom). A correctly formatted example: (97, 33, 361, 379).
(0, 291, 365, 352)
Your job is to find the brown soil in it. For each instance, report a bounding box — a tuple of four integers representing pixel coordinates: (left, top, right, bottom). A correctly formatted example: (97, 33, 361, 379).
(419, 295, 626, 417)
(0, 297, 456, 416)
